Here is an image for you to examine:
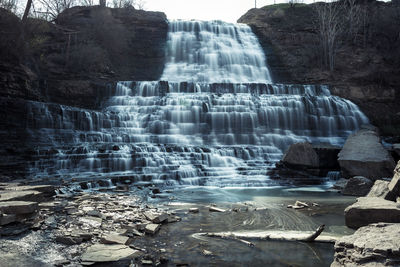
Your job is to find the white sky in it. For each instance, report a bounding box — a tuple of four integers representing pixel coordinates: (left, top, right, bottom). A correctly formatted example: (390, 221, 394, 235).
(144, 0, 275, 23)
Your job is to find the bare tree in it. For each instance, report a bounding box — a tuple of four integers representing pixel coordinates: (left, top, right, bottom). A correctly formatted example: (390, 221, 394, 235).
(344, 0, 362, 45)
(80, 0, 95, 6)
(22, 0, 32, 22)
(313, 1, 344, 71)
(112, 0, 145, 9)
(99, 0, 106, 6)
(37, 0, 76, 20)
(0, 0, 18, 12)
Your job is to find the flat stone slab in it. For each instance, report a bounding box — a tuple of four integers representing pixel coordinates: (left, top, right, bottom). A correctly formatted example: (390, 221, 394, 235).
(81, 244, 139, 262)
(345, 197, 400, 229)
(0, 201, 38, 214)
(144, 223, 160, 234)
(332, 223, 400, 266)
(0, 190, 42, 202)
(4, 185, 55, 194)
(100, 233, 130, 245)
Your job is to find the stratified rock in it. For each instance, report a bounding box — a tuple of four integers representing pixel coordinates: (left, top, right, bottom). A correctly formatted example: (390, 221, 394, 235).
(367, 180, 393, 199)
(345, 197, 400, 229)
(189, 208, 199, 213)
(0, 190, 43, 202)
(342, 176, 373, 196)
(282, 142, 319, 168)
(0, 214, 17, 225)
(80, 244, 139, 263)
(338, 128, 395, 180)
(100, 233, 130, 245)
(332, 223, 400, 267)
(0, 201, 38, 214)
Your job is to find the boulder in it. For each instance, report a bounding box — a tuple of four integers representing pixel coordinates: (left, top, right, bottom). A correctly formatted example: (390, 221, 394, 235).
(80, 244, 139, 263)
(345, 197, 400, 229)
(0, 201, 38, 214)
(331, 223, 400, 267)
(367, 180, 393, 200)
(282, 142, 319, 168)
(341, 176, 373, 196)
(338, 128, 396, 180)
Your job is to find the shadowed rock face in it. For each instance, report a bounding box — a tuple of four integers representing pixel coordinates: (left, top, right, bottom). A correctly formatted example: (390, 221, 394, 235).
(238, 2, 400, 136)
(0, 6, 168, 109)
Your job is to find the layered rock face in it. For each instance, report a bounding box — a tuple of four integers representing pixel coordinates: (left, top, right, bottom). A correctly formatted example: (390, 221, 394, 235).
(238, 1, 400, 135)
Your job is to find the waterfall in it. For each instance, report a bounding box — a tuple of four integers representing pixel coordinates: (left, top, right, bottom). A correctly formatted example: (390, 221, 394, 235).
(24, 20, 369, 186)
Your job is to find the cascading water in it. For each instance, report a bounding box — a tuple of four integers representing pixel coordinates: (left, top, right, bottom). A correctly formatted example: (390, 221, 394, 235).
(24, 20, 368, 186)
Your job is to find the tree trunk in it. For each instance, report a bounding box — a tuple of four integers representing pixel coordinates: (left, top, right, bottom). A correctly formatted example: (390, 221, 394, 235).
(22, 0, 33, 23)
(100, 0, 106, 7)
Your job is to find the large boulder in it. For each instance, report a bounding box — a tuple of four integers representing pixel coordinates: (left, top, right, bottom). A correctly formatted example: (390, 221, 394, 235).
(331, 223, 400, 267)
(345, 197, 400, 229)
(282, 142, 319, 168)
(342, 176, 373, 196)
(338, 128, 396, 180)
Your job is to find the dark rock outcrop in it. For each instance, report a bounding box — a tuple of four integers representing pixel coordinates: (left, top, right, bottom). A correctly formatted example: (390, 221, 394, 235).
(342, 176, 373, 196)
(238, 2, 400, 136)
(338, 128, 395, 179)
(332, 223, 400, 267)
(344, 197, 400, 229)
(0, 6, 168, 109)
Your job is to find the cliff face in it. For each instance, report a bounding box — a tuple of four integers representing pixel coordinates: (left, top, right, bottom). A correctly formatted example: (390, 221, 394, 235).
(0, 6, 168, 109)
(239, 2, 400, 136)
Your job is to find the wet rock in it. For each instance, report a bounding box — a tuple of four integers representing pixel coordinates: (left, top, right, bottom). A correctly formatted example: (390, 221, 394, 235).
(100, 233, 130, 245)
(332, 223, 400, 267)
(80, 244, 139, 263)
(342, 176, 373, 196)
(5, 185, 55, 196)
(287, 200, 308, 209)
(282, 142, 319, 168)
(166, 215, 181, 223)
(338, 128, 395, 180)
(345, 197, 400, 229)
(143, 211, 168, 223)
(86, 210, 103, 218)
(141, 259, 153, 265)
(56, 235, 83, 245)
(202, 249, 213, 256)
(151, 187, 161, 194)
(144, 223, 160, 235)
(208, 206, 226, 212)
(189, 208, 199, 213)
(0, 201, 38, 214)
(331, 178, 348, 190)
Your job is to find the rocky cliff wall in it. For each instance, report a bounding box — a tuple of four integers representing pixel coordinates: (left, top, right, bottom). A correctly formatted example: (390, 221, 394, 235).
(0, 6, 168, 109)
(238, 1, 400, 136)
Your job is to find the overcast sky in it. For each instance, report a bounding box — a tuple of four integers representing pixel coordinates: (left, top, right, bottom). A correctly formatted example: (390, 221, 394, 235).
(144, 0, 274, 23)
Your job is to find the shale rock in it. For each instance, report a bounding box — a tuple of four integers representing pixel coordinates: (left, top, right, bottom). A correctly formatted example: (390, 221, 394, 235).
(0, 201, 38, 214)
(332, 223, 400, 267)
(100, 233, 130, 245)
(80, 244, 139, 262)
(345, 197, 400, 229)
(342, 176, 373, 196)
(144, 223, 160, 235)
(338, 128, 395, 180)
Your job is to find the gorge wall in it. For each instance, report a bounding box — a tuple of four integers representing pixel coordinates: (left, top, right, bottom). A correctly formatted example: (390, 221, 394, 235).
(0, 6, 168, 109)
(238, 1, 400, 136)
